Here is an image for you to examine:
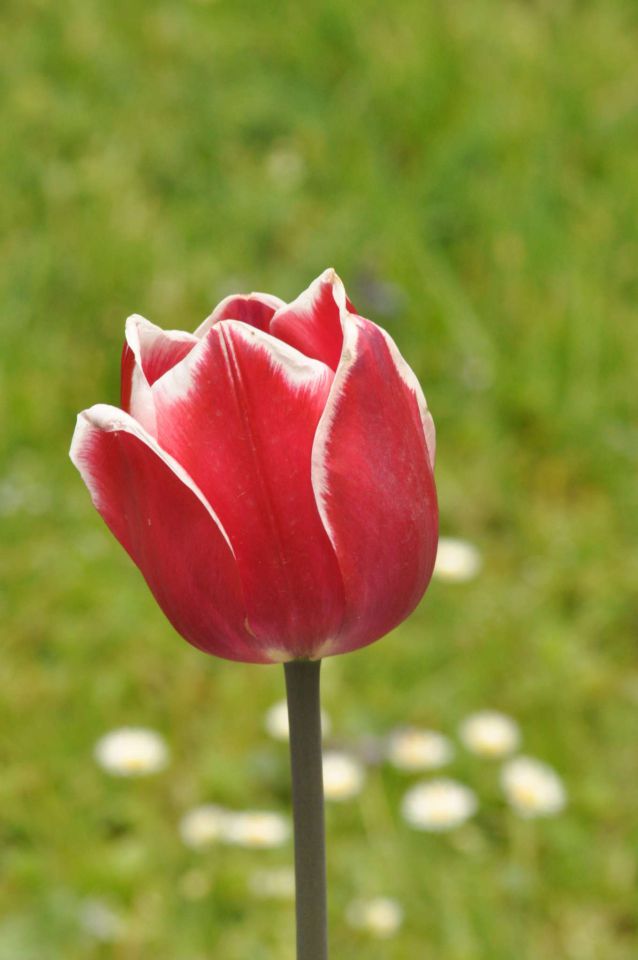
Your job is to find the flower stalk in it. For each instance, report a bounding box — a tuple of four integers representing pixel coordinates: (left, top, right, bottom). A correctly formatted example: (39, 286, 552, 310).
(285, 660, 328, 960)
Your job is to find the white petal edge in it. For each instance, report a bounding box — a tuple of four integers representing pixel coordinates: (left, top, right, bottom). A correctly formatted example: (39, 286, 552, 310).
(125, 314, 198, 369)
(374, 323, 436, 468)
(195, 292, 287, 339)
(299, 270, 435, 469)
(69, 403, 236, 555)
(311, 300, 435, 551)
(123, 315, 198, 432)
(151, 318, 334, 409)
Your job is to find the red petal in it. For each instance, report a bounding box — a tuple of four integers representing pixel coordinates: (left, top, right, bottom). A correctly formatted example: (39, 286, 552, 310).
(270, 269, 350, 370)
(70, 405, 269, 663)
(120, 341, 135, 412)
(195, 292, 286, 338)
(312, 314, 438, 656)
(151, 323, 344, 658)
(120, 315, 198, 422)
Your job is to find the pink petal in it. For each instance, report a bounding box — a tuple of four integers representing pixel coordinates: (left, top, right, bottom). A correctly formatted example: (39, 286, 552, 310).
(121, 315, 198, 428)
(376, 323, 436, 468)
(70, 405, 270, 663)
(195, 292, 286, 338)
(312, 314, 438, 656)
(150, 322, 345, 658)
(270, 269, 352, 370)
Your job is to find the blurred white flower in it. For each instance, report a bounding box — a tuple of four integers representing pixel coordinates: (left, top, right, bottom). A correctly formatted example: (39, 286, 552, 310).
(433, 537, 482, 582)
(501, 756, 566, 818)
(79, 898, 124, 942)
(94, 727, 168, 776)
(345, 897, 404, 938)
(459, 711, 520, 759)
(402, 779, 478, 832)
(322, 751, 365, 801)
(248, 866, 295, 900)
(222, 811, 290, 849)
(264, 699, 331, 742)
(386, 727, 454, 772)
(179, 804, 229, 849)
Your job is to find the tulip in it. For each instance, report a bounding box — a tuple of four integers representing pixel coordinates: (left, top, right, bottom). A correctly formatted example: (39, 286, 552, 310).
(70, 269, 438, 664)
(70, 268, 438, 960)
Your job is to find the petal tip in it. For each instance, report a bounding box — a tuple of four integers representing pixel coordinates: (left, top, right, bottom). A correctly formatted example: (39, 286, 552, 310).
(125, 313, 150, 338)
(70, 405, 127, 468)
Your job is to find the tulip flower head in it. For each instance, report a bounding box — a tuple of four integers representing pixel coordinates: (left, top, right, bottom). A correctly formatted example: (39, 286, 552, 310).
(71, 270, 438, 663)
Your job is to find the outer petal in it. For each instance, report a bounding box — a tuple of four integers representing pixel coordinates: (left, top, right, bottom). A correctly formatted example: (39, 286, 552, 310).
(121, 315, 198, 430)
(70, 404, 269, 663)
(376, 324, 436, 468)
(270, 269, 353, 371)
(312, 314, 438, 656)
(195, 292, 286, 338)
(149, 321, 345, 659)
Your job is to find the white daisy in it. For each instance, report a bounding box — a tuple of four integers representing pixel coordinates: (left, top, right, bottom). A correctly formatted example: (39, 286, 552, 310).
(346, 897, 404, 938)
(401, 778, 478, 832)
(248, 866, 295, 900)
(386, 727, 454, 772)
(222, 811, 290, 849)
(459, 711, 520, 759)
(322, 751, 365, 801)
(264, 699, 331, 742)
(501, 756, 566, 818)
(93, 727, 168, 777)
(433, 537, 482, 582)
(179, 804, 229, 849)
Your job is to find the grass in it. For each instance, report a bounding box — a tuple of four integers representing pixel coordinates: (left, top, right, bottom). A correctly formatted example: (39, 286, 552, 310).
(1, 0, 638, 956)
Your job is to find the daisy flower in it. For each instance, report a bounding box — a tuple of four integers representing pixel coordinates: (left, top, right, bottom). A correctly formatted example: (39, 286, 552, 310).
(401, 779, 477, 832)
(94, 727, 168, 777)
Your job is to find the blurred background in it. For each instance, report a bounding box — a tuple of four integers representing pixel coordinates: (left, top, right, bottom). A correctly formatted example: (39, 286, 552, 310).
(2, 0, 638, 956)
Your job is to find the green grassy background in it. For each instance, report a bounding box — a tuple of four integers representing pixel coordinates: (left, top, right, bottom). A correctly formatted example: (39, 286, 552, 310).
(2, 0, 638, 956)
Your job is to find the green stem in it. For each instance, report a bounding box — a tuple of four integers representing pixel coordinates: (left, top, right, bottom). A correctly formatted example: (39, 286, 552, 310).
(284, 660, 328, 960)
